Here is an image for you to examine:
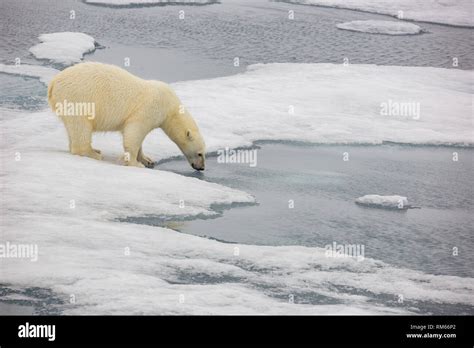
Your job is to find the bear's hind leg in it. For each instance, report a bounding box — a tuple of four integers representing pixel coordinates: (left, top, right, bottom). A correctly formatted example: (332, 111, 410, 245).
(63, 117, 103, 161)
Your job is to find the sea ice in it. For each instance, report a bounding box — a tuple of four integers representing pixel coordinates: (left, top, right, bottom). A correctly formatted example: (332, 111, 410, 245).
(170, 63, 473, 153)
(355, 195, 409, 209)
(1, 61, 473, 314)
(84, 0, 216, 7)
(0, 63, 59, 85)
(337, 20, 422, 35)
(29, 32, 97, 65)
(2, 214, 474, 314)
(283, 0, 474, 27)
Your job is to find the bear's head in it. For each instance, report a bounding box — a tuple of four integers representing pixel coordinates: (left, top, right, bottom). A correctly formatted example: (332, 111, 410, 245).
(162, 109, 206, 171)
(181, 123, 206, 171)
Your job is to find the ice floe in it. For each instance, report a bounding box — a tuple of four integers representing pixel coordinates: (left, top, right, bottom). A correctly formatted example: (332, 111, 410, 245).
(337, 20, 422, 35)
(0, 107, 254, 221)
(29, 32, 97, 65)
(5, 62, 468, 162)
(282, 0, 474, 27)
(169, 63, 473, 154)
(0, 63, 59, 85)
(355, 195, 409, 209)
(2, 213, 474, 314)
(84, 0, 217, 7)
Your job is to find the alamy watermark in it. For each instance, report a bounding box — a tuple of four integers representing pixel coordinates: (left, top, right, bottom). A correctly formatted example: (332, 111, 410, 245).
(0, 241, 38, 262)
(380, 99, 420, 120)
(217, 147, 257, 167)
(54, 99, 95, 120)
(325, 242, 365, 261)
(18, 322, 55, 341)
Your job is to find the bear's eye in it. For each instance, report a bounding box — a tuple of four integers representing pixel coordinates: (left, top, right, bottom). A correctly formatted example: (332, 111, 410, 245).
(198, 153, 203, 157)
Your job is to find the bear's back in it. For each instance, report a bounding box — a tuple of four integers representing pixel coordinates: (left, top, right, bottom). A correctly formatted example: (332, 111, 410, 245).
(49, 62, 149, 131)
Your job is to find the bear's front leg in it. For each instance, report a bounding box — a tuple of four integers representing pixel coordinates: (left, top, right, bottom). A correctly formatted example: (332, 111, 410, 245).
(138, 147, 155, 168)
(122, 121, 147, 168)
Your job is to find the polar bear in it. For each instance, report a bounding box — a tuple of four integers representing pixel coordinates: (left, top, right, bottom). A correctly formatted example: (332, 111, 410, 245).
(47, 62, 206, 170)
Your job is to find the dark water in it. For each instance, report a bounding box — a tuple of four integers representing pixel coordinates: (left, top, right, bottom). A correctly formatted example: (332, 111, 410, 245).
(1, 0, 473, 70)
(151, 143, 474, 278)
(1, 0, 472, 111)
(0, 74, 46, 110)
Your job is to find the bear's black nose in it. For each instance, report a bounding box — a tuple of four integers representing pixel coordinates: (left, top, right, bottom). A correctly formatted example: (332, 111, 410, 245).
(191, 163, 204, 171)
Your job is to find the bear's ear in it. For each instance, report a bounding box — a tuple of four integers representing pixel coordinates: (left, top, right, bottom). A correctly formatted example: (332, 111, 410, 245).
(186, 129, 194, 141)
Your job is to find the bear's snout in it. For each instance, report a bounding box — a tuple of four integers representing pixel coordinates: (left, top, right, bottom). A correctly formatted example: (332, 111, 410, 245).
(189, 152, 205, 171)
(191, 162, 205, 171)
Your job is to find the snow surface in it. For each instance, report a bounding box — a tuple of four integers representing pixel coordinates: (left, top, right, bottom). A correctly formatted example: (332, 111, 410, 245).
(0, 63, 59, 85)
(283, 0, 474, 27)
(355, 195, 409, 209)
(84, 0, 216, 6)
(2, 62, 474, 314)
(3, 206, 474, 314)
(169, 63, 473, 151)
(337, 20, 422, 35)
(29, 32, 96, 65)
(3, 204, 474, 314)
(1, 108, 255, 221)
(8, 62, 470, 154)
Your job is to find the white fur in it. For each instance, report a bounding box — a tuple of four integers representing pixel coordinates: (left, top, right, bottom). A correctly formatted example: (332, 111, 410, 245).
(48, 62, 205, 169)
